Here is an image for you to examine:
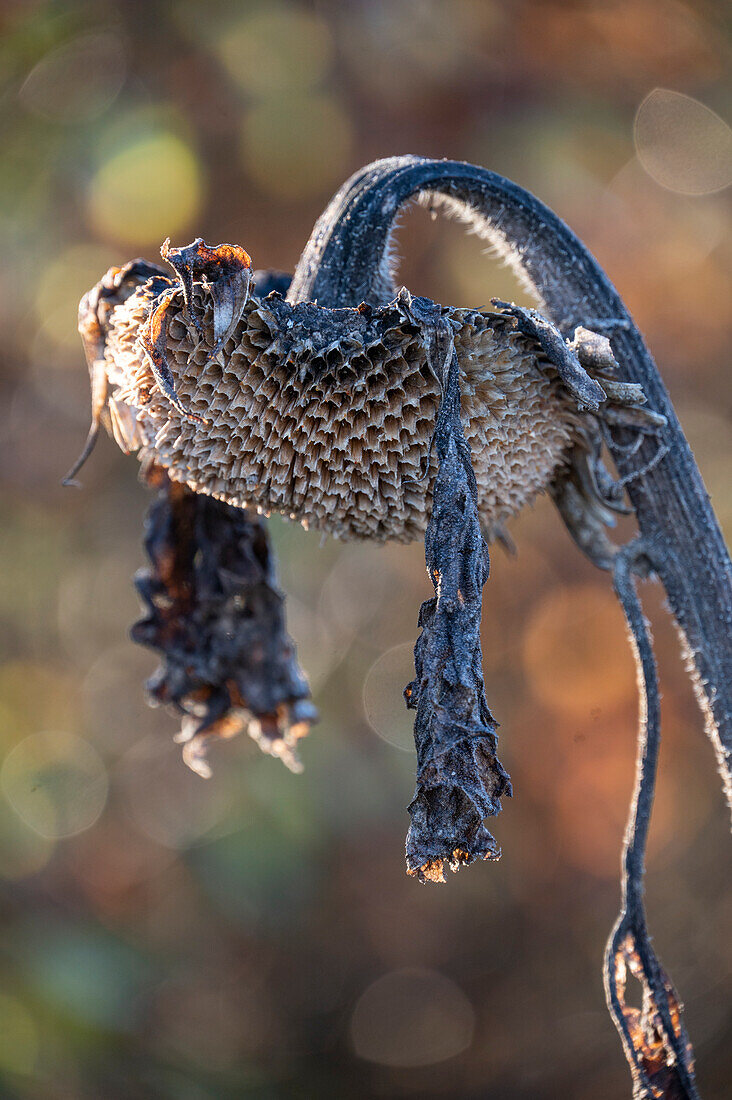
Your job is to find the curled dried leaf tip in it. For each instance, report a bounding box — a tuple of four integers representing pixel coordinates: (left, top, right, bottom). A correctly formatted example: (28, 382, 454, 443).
(139, 238, 253, 425)
(161, 237, 252, 355)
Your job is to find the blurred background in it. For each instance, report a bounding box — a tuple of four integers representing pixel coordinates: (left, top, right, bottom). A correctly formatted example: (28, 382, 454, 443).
(0, 1, 730, 1097)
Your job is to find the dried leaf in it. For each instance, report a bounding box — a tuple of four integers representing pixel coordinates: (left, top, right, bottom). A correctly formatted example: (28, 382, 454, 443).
(403, 295, 511, 882)
(161, 237, 252, 364)
(132, 467, 317, 776)
(492, 299, 606, 410)
(63, 258, 167, 484)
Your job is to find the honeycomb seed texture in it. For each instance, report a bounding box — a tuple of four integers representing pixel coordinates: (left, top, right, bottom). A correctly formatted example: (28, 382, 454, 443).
(101, 277, 582, 543)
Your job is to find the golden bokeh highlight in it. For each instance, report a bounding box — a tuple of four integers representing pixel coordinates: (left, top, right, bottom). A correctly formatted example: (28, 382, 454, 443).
(522, 584, 635, 718)
(87, 129, 202, 246)
(240, 93, 352, 200)
(34, 244, 117, 353)
(217, 4, 333, 96)
(1, 731, 108, 839)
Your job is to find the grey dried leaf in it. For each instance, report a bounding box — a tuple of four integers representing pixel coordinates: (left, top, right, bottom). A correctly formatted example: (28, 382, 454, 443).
(132, 468, 317, 777)
(492, 299, 606, 410)
(403, 295, 511, 883)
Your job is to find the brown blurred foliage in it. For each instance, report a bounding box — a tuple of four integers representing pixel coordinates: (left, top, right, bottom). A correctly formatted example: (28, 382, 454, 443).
(0, 1, 730, 1097)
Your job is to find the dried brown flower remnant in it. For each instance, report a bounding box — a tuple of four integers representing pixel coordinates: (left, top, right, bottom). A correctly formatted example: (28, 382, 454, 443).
(604, 546, 699, 1100)
(74, 236, 655, 794)
(91, 257, 656, 547)
(160, 237, 252, 342)
(132, 467, 316, 777)
(63, 258, 168, 484)
(404, 296, 511, 882)
(610, 932, 696, 1100)
(138, 239, 252, 425)
(68, 154, 729, 1096)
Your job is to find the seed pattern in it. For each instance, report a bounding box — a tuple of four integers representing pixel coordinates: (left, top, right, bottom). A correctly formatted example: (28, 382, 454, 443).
(103, 277, 581, 543)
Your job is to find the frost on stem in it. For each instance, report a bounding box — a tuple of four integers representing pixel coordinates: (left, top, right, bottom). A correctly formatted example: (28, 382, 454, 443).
(608, 932, 697, 1100)
(132, 466, 317, 776)
(604, 544, 699, 1100)
(403, 295, 511, 883)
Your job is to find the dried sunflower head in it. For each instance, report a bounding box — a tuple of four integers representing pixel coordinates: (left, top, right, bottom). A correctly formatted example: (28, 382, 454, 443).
(67, 228, 654, 877)
(72, 238, 648, 549)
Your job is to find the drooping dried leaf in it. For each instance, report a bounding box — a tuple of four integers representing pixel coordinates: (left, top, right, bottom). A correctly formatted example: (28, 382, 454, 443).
(132, 467, 316, 776)
(403, 295, 512, 882)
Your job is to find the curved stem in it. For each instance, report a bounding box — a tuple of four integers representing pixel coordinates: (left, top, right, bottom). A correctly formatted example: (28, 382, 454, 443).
(615, 545, 658, 914)
(604, 542, 699, 1099)
(289, 156, 732, 818)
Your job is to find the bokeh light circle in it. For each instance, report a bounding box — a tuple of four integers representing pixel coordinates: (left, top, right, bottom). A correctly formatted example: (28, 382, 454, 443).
(634, 88, 732, 195)
(362, 642, 416, 752)
(1, 731, 108, 839)
(217, 5, 333, 96)
(240, 93, 352, 200)
(522, 583, 635, 718)
(19, 32, 126, 123)
(350, 967, 475, 1067)
(88, 130, 202, 245)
